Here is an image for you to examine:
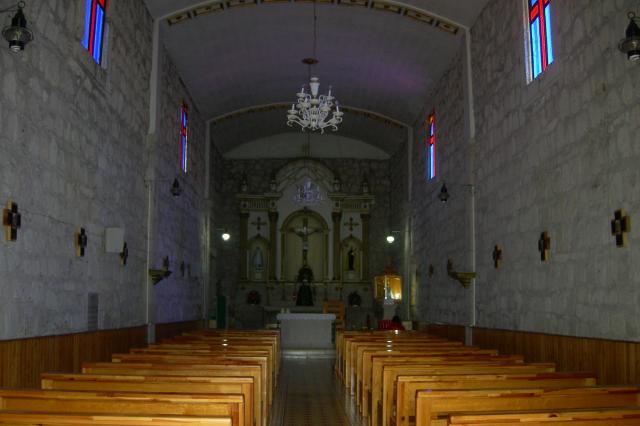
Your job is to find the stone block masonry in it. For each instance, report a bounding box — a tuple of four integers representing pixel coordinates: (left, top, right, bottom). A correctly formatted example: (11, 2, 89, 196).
(404, 0, 640, 341)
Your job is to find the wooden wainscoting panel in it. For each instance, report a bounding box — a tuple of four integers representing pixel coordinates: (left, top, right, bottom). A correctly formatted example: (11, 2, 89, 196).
(472, 327, 640, 385)
(155, 319, 205, 342)
(422, 323, 467, 343)
(0, 326, 147, 388)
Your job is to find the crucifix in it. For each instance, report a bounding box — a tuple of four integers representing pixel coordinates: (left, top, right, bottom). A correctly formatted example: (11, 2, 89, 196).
(289, 216, 323, 265)
(344, 217, 360, 233)
(120, 242, 128, 266)
(538, 231, 550, 262)
(75, 227, 88, 257)
(3, 200, 21, 241)
(492, 245, 502, 269)
(611, 209, 631, 247)
(251, 216, 266, 233)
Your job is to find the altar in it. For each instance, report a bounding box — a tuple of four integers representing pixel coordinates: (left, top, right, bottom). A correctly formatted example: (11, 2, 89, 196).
(276, 313, 336, 349)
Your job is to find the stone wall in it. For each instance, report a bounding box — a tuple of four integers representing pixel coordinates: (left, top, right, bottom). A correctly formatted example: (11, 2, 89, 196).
(473, 0, 640, 340)
(409, 48, 471, 326)
(151, 46, 207, 324)
(407, 0, 640, 341)
(0, 1, 152, 339)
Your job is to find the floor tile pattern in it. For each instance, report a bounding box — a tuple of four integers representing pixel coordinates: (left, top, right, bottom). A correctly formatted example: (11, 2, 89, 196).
(269, 358, 365, 426)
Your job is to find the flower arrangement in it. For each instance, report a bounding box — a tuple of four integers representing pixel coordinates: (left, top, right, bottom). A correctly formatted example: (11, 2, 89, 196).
(246, 290, 261, 305)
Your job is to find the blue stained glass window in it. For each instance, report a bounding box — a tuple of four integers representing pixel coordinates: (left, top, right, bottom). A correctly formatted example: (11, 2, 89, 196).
(425, 111, 436, 181)
(82, 0, 108, 65)
(180, 103, 189, 173)
(527, 0, 553, 80)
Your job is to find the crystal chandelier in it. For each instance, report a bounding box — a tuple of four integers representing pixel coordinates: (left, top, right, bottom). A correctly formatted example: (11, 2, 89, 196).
(287, 74, 343, 133)
(286, 1, 343, 133)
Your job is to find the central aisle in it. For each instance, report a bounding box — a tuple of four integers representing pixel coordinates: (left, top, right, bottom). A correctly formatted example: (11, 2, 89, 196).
(269, 357, 366, 426)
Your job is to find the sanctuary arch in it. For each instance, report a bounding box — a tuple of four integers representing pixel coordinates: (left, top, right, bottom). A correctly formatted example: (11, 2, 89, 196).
(234, 158, 375, 315)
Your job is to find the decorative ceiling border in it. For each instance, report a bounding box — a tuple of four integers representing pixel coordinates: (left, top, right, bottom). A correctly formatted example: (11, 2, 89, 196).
(165, 0, 460, 35)
(210, 102, 407, 129)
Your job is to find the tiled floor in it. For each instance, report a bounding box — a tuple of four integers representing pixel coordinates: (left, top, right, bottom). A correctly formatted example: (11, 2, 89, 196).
(269, 358, 366, 426)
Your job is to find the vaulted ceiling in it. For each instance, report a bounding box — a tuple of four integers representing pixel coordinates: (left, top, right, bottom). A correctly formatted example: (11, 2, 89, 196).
(144, 0, 488, 157)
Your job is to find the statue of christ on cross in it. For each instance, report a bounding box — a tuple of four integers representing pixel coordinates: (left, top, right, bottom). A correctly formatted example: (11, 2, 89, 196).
(289, 216, 323, 266)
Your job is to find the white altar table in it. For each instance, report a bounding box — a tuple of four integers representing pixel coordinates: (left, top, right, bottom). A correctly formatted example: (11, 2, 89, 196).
(276, 313, 336, 349)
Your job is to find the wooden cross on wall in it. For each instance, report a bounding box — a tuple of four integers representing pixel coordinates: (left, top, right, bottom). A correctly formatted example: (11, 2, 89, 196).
(75, 227, 88, 257)
(492, 245, 502, 269)
(344, 217, 360, 233)
(120, 242, 128, 266)
(611, 209, 631, 247)
(538, 231, 550, 262)
(3, 200, 21, 241)
(251, 217, 266, 233)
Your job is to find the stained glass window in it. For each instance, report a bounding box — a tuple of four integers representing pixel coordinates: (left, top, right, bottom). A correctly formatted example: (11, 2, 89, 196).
(426, 111, 436, 181)
(82, 0, 108, 65)
(180, 102, 189, 173)
(527, 0, 553, 80)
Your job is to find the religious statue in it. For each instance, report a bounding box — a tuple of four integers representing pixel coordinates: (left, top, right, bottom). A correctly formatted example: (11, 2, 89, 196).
(296, 279, 314, 306)
(289, 215, 323, 266)
(252, 246, 264, 271)
(347, 248, 356, 271)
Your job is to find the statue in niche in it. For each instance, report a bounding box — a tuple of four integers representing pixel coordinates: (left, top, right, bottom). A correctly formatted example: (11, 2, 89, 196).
(296, 264, 314, 306)
(252, 246, 264, 271)
(347, 248, 356, 271)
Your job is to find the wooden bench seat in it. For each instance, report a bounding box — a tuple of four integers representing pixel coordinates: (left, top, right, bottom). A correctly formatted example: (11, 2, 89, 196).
(344, 337, 452, 386)
(447, 408, 640, 425)
(415, 386, 640, 426)
(40, 373, 254, 426)
(391, 372, 597, 426)
(81, 361, 264, 426)
(110, 352, 272, 407)
(380, 363, 557, 426)
(0, 389, 243, 426)
(360, 353, 525, 415)
(0, 412, 233, 425)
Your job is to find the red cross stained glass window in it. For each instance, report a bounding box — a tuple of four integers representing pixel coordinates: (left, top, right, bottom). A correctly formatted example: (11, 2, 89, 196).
(425, 111, 436, 181)
(180, 102, 189, 173)
(82, 0, 108, 65)
(527, 0, 553, 80)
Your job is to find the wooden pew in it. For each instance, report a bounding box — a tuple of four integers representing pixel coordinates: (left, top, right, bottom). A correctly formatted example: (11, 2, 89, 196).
(0, 412, 233, 425)
(160, 338, 280, 376)
(344, 336, 452, 387)
(40, 373, 254, 426)
(0, 389, 243, 426)
(82, 361, 264, 426)
(392, 372, 597, 426)
(360, 353, 525, 415)
(110, 352, 272, 406)
(128, 346, 276, 396)
(380, 362, 557, 426)
(415, 386, 640, 426)
(447, 408, 640, 425)
(341, 333, 448, 382)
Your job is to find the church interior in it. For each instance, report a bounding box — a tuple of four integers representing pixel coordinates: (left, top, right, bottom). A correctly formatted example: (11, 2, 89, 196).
(2, 0, 640, 424)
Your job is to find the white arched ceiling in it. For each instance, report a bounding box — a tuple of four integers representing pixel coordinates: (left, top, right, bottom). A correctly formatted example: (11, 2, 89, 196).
(144, 0, 488, 156)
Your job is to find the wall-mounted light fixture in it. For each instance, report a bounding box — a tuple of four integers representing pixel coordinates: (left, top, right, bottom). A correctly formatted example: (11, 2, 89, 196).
(221, 228, 231, 241)
(385, 230, 400, 244)
(170, 178, 182, 197)
(438, 182, 474, 203)
(438, 183, 449, 203)
(1, 2, 33, 53)
(619, 12, 640, 61)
